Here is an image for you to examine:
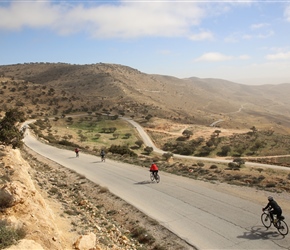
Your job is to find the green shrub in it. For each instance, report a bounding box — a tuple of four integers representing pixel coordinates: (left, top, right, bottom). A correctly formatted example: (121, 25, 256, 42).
(0, 109, 25, 148)
(58, 139, 79, 148)
(109, 145, 137, 157)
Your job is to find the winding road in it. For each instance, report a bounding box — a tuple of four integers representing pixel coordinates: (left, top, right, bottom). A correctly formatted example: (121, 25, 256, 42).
(23, 119, 290, 249)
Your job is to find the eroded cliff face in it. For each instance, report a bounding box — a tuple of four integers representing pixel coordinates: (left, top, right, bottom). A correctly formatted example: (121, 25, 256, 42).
(0, 146, 74, 250)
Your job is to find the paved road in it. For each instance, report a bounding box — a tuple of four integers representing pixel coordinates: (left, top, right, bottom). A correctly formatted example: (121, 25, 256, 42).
(23, 126, 290, 249)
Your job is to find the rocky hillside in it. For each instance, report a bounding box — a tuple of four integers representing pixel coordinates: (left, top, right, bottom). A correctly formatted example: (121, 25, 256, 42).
(1, 63, 290, 133)
(0, 145, 192, 250)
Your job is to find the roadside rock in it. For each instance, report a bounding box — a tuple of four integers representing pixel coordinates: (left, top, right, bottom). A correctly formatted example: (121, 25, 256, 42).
(74, 232, 97, 250)
(6, 239, 44, 250)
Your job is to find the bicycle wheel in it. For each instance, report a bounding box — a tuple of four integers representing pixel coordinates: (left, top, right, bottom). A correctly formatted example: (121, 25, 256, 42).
(150, 172, 155, 182)
(261, 213, 272, 228)
(277, 220, 289, 236)
(155, 174, 160, 183)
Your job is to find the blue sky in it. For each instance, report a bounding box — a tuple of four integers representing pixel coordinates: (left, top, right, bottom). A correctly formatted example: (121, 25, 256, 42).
(1, 1, 290, 85)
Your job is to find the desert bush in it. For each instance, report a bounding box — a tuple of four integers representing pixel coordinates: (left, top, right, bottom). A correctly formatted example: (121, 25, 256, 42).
(195, 146, 211, 156)
(48, 187, 59, 195)
(64, 207, 80, 216)
(162, 152, 173, 161)
(130, 226, 155, 245)
(58, 139, 79, 148)
(218, 145, 231, 156)
(124, 133, 132, 139)
(197, 162, 204, 167)
(233, 158, 245, 167)
(265, 182, 276, 188)
(135, 140, 143, 148)
(227, 162, 239, 170)
(99, 187, 109, 193)
(144, 146, 153, 155)
(41, 134, 58, 144)
(109, 144, 137, 157)
(0, 220, 26, 249)
(258, 175, 265, 181)
(176, 136, 187, 141)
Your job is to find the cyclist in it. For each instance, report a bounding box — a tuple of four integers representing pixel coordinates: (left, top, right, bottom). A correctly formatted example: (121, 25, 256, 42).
(263, 196, 282, 223)
(100, 149, 106, 162)
(75, 148, 80, 157)
(150, 162, 158, 178)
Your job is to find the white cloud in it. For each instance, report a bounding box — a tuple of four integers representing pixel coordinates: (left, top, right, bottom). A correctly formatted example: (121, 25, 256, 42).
(195, 52, 232, 62)
(189, 31, 214, 41)
(250, 23, 269, 30)
(226, 28, 274, 43)
(238, 55, 250, 60)
(284, 4, 290, 22)
(266, 51, 290, 60)
(0, 1, 206, 38)
(257, 30, 274, 39)
(0, 2, 63, 30)
(195, 52, 251, 62)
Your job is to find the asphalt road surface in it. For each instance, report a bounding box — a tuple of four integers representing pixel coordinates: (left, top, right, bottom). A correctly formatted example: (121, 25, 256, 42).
(24, 126, 290, 250)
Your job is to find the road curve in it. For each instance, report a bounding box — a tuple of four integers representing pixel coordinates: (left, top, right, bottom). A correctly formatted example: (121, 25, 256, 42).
(122, 117, 290, 172)
(23, 125, 290, 249)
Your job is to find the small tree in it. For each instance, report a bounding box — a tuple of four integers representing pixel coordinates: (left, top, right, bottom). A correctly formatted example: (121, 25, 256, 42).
(182, 129, 193, 139)
(0, 109, 25, 148)
(144, 146, 153, 155)
(214, 130, 221, 137)
(218, 145, 231, 156)
(135, 140, 143, 148)
(124, 133, 132, 139)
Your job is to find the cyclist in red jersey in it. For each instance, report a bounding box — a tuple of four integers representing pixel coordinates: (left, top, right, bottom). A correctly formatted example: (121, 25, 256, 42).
(150, 162, 159, 178)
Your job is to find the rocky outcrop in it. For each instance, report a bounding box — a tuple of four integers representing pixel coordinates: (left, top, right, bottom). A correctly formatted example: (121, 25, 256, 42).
(0, 147, 70, 249)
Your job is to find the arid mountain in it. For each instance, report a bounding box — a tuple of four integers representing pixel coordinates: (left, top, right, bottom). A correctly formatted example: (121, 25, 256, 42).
(1, 62, 290, 133)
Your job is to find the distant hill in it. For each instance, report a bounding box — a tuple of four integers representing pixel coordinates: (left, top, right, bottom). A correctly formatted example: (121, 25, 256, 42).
(1, 62, 290, 133)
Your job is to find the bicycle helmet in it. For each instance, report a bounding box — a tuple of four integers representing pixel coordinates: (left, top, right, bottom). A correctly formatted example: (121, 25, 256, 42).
(268, 196, 273, 201)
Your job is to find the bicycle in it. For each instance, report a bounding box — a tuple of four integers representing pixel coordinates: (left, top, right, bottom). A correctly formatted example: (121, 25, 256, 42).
(261, 208, 288, 236)
(101, 155, 105, 162)
(150, 171, 160, 183)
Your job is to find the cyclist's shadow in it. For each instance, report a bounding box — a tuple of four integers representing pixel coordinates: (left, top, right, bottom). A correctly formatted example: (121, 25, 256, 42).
(134, 180, 155, 185)
(237, 226, 283, 240)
